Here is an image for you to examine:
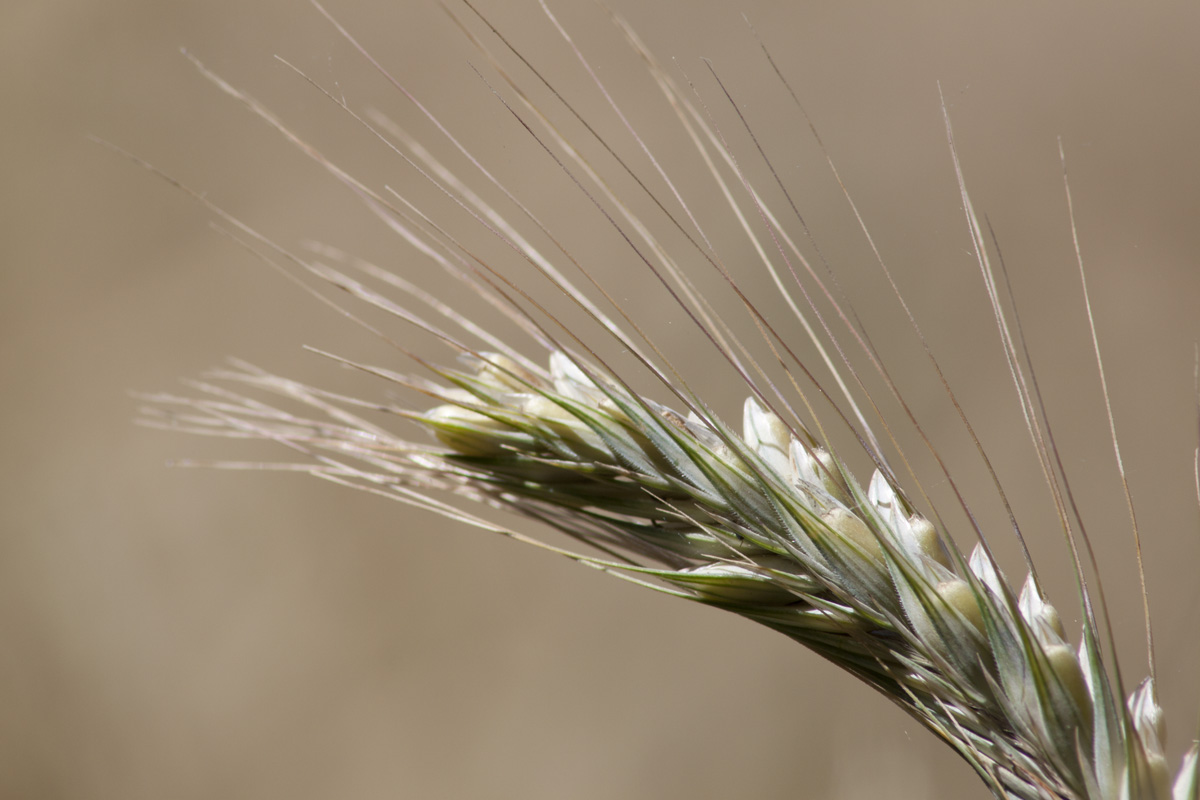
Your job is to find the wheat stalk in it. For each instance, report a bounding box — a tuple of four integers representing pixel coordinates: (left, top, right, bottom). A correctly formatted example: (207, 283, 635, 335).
(131, 2, 1199, 797)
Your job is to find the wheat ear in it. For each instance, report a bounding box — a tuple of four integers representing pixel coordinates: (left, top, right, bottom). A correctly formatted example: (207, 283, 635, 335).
(133, 2, 1199, 798)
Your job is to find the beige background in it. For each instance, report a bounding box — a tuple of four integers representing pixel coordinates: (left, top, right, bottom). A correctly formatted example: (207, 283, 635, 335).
(4, 1, 1200, 798)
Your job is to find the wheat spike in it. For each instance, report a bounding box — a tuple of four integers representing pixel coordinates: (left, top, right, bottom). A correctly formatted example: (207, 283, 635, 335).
(133, 2, 1200, 797)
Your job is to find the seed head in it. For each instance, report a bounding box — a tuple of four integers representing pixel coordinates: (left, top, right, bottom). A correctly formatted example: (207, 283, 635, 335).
(136, 3, 1200, 798)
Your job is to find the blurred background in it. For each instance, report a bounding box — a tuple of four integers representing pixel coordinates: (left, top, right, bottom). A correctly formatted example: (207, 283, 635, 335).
(4, 1, 1199, 797)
